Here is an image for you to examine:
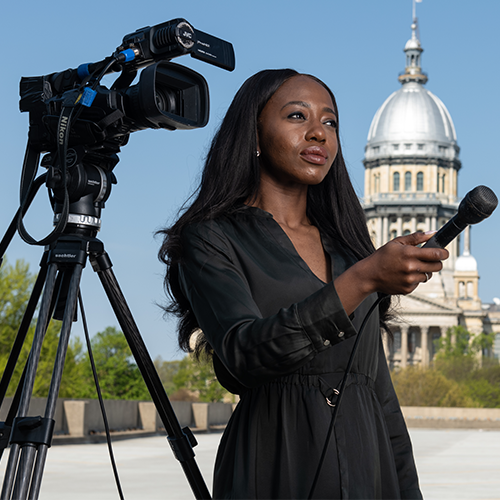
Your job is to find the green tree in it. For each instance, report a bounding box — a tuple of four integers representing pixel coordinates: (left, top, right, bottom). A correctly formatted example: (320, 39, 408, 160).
(392, 326, 500, 408)
(154, 356, 181, 395)
(76, 326, 151, 400)
(433, 326, 496, 382)
(0, 259, 82, 398)
(0, 259, 35, 355)
(172, 354, 231, 403)
(391, 366, 475, 407)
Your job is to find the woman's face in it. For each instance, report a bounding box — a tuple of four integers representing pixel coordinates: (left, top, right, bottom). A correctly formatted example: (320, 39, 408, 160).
(257, 75, 339, 188)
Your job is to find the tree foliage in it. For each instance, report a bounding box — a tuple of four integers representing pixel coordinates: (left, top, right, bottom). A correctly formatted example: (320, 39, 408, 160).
(391, 366, 475, 407)
(392, 326, 500, 408)
(154, 357, 181, 395)
(170, 354, 231, 403)
(0, 259, 82, 398)
(75, 327, 151, 400)
(0, 260, 151, 400)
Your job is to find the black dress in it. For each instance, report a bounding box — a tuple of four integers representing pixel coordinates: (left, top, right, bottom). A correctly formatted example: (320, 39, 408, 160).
(178, 206, 422, 500)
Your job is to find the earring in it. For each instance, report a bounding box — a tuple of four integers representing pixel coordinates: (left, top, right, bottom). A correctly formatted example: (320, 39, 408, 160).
(256, 150, 261, 157)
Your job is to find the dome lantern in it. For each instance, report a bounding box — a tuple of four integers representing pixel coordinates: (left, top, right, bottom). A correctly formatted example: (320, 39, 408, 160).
(399, 20, 428, 85)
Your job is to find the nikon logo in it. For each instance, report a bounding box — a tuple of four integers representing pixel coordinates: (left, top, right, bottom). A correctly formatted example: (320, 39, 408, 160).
(58, 116, 69, 145)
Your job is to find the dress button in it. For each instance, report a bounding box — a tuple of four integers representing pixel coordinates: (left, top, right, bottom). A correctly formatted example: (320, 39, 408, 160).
(323, 339, 331, 346)
(338, 331, 345, 338)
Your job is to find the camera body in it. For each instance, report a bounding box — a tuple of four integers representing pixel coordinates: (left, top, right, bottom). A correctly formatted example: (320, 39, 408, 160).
(19, 18, 235, 157)
(16, 19, 234, 239)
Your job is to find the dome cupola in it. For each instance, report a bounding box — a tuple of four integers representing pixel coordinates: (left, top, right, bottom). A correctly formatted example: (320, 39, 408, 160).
(399, 21, 427, 85)
(364, 17, 460, 168)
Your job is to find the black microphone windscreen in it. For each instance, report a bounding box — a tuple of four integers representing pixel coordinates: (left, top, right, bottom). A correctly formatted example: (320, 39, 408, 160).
(460, 185, 498, 225)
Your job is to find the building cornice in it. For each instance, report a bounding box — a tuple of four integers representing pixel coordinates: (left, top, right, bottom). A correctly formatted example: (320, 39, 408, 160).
(363, 156, 462, 170)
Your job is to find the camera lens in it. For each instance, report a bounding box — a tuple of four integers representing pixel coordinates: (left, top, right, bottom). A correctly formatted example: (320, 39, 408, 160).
(125, 61, 208, 130)
(154, 87, 176, 113)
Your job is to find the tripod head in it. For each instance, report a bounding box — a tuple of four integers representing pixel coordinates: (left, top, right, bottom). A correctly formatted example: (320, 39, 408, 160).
(43, 146, 117, 238)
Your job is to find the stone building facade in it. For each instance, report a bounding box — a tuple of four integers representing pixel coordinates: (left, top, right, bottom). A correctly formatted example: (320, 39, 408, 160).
(362, 17, 500, 369)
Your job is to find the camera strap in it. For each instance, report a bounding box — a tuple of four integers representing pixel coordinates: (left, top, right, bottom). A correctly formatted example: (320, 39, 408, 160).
(19, 142, 40, 207)
(17, 108, 73, 247)
(97, 109, 125, 131)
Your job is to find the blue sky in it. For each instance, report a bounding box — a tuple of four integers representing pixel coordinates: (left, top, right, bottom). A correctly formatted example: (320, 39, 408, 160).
(1, 0, 499, 361)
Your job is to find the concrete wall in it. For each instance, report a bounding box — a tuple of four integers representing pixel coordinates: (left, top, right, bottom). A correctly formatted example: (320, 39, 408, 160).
(3, 398, 500, 442)
(402, 406, 500, 429)
(0, 398, 65, 433)
(0, 398, 230, 438)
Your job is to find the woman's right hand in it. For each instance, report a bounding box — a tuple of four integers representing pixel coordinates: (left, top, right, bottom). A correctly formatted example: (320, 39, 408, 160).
(334, 231, 449, 315)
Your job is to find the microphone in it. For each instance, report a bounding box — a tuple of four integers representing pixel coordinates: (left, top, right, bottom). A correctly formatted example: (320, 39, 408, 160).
(423, 185, 498, 249)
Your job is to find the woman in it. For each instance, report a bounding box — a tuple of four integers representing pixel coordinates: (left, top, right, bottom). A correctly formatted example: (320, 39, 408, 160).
(159, 69, 447, 499)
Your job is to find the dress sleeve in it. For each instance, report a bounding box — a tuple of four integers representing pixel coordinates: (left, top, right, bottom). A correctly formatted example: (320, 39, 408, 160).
(374, 339, 423, 499)
(178, 222, 358, 388)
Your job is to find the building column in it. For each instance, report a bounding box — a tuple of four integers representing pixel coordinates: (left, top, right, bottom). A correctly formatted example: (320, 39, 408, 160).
(420, 326, 429, 367)
(431, 216, 437, 231)
(425, 216, 430, 232)
(376, 217, 383, 248)
(397, 216, 403, 237)
(400, 325, 409, 368)
(411, 216, 417, 233)
(382, 216, 389, 245)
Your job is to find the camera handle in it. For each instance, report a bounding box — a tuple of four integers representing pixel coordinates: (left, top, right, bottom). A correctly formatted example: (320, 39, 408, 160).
(0, 235, 211, 500)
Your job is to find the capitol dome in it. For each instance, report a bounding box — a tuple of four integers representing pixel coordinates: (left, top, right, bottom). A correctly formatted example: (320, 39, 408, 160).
(364, 22, 460, 165)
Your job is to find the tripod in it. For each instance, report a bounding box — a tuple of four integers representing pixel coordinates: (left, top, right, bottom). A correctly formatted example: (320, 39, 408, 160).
(0, 222, 211, 499)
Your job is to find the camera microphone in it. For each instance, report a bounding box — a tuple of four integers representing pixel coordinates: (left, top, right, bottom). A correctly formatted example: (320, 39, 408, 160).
(423, 185, 498, 249)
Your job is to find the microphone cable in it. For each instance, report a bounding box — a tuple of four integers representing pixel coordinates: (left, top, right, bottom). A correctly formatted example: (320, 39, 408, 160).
(307, 294, 385, 499)
(78, 292, 125, 500)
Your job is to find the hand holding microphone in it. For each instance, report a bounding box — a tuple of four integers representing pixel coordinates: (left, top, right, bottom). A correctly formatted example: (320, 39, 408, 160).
(336, 186, 497, 311)
(423, 185, 498, 249)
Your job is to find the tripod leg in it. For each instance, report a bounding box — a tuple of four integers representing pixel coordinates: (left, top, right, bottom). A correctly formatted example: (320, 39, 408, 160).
(2, 262, 83, 500)
(28, 264, 83, 500)
(91, 252, 212, 500)
(0, 256, 49, 462)
(1, 263, 58, 500)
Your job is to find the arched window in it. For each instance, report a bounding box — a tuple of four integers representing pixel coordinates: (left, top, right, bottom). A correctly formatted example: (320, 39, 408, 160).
(441, 174, 446, 193)
(393, 172, 400, 191)
(391, 230, 397, 240)
(403, 229, 411, 236)
(417, 172, 424, 191)
(405, 171, 412, 191)
(459, 281, 465, 298)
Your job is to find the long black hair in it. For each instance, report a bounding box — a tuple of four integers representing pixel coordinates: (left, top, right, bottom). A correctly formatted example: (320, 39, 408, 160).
(158, 69, 391, 354)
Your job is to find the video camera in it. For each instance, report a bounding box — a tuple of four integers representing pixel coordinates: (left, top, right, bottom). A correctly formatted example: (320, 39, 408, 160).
(15, 19, 234, 245)
(20, 18, 235, 154)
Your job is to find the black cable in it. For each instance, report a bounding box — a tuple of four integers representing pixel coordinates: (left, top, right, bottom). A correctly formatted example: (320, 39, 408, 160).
(0, 174, 47, 264)
(78, 292, 125, 500)
(307, 295, 385, 499)
(16, 53, 120, 248)
(17, 108, 73, 247)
